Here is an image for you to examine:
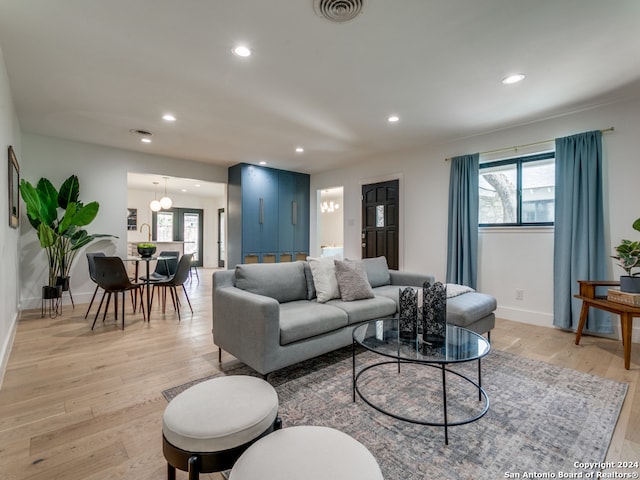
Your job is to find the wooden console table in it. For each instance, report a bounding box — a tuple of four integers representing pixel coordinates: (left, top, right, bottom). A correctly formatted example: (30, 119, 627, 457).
(574, 280, 638, 370)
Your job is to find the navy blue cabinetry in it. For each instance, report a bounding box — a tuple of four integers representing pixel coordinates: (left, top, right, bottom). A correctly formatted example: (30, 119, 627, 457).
(228, 163, 310, 268)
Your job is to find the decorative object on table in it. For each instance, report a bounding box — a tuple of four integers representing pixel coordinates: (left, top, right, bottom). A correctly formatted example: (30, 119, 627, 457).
(8, 146, 19, 228)
(421, 281, 447, 348)
(137, 242, 157, 258)
(20, 174, 115, 316)
(398, 287, 418, 341)
(611, 217, 640, 293)
(607, 288, 640, 307)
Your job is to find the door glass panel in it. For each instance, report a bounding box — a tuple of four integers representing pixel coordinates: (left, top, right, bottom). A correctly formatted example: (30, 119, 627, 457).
(157, 212, 174, 241)
(183, 213, 200, 261)
(376, 205, 385, 227)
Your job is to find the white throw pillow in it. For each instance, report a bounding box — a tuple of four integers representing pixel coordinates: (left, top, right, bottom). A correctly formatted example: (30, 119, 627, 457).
(307, 257, 340, 303)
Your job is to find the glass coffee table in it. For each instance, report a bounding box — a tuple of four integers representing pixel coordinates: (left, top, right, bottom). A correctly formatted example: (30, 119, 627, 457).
(352, 319, 490, 444)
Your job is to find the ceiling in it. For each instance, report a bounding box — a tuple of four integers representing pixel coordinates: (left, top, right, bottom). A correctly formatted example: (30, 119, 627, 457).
(1, 0, 640, 175)
(127, 172, 225, 198)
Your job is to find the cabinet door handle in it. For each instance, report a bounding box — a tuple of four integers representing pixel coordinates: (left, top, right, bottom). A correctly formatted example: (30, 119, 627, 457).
(292, 201, 297, 225)
(259, 198, 264, 224)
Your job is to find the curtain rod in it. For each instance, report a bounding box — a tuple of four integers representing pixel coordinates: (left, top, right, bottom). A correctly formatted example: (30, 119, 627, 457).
(444, 127, 614, 161)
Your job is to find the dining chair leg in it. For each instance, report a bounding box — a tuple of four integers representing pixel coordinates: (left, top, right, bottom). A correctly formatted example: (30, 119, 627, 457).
(170, 287, 181, 321)
(140, 287, 147, 322)
(92, 291, 108, 330)
(84, 285, 100, 319)
(181, 285, 194, 313)
(103, 292, 112, 322)
(121, 291, 126, 330)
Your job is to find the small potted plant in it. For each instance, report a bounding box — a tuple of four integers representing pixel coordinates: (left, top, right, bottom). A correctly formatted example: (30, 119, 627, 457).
(137, 242, 157, 258)
(611, 218, 640, 293)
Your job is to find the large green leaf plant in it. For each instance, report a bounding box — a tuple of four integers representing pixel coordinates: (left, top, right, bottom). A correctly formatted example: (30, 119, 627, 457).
(611, 218, 640, 276)
(20, 175, 114, 287)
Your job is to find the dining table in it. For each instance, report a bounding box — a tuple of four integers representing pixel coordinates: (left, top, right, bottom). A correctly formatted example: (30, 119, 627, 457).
(126, 254, 175, 320)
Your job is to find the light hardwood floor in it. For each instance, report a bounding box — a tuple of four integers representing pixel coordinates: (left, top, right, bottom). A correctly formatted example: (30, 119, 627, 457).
(0, 270, 638, 479)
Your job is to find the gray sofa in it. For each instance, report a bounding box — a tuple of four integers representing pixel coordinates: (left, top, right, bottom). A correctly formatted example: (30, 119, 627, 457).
(212, 258, 496, 376)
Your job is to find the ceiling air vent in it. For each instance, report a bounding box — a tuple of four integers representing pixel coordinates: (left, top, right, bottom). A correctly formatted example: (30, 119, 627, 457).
(314, 0, 365, 23)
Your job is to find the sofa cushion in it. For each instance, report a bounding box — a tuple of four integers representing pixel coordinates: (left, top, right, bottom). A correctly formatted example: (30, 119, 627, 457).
(279, 301, 349, 345)
(334, 260, 375, 301)
(235, 262, 308, 303)
(307, 257, 340, 303)
(445, 292, 498, 328)
(361, 256, 391, 287)
(327, 296, 397, 325)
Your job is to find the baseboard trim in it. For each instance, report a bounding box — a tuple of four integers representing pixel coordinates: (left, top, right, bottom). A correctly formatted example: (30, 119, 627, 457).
(0, 312, 18, 390)
(496, 306, 640, 344)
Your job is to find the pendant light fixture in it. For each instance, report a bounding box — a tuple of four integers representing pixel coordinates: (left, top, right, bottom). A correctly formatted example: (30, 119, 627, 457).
(150, 181, 162, 212)
(160, 176, 173, 210)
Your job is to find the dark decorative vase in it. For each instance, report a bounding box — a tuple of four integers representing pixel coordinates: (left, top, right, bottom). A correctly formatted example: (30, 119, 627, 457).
(399, 287, 418, 341)
(137, 245, 157, 258)
(422, 281, 447, 348)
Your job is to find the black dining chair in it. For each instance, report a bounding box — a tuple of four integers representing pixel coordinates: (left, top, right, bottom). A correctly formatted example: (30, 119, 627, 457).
(92, 256, 147, 330)
(139, 251, 179, 283)
(151, 253, 194, 320)
(84, 252, 106, 319)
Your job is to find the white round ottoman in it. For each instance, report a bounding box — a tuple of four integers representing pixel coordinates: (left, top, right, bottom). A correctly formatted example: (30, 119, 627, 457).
(229, 426, 384, 480)
(162, 375, 280, 480)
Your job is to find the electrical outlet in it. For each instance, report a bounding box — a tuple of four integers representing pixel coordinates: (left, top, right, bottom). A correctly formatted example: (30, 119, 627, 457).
(515, 289, 524, 301)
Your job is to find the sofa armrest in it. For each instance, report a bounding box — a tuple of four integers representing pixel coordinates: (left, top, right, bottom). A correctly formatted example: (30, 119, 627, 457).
(389, 270, 435, 287)
(213, 286, 281, 373)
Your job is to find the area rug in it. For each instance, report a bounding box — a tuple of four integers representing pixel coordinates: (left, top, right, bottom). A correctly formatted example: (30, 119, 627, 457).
(162, 348, 628, 480)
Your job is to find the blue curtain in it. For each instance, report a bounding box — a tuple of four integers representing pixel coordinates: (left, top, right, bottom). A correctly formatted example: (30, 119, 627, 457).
(446, 153, 479, 289)
(554, 130, 611, 333)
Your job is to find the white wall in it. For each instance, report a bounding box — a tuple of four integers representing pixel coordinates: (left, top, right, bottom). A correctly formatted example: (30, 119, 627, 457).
(318, 189, 344, 248)
(0, 47, 22, 385)
(19, 134, 228, 309)
(310, 97, 640, 342)
(127, 187, 225, 268)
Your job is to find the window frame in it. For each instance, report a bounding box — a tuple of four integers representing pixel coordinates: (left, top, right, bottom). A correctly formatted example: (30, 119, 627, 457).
(479, 151, 555, 227)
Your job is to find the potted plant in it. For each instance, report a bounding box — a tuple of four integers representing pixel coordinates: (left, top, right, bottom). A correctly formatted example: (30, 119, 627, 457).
(137, 242, 157, 258)
(611, 218, 640, 293)
(20, 175, 114, 299)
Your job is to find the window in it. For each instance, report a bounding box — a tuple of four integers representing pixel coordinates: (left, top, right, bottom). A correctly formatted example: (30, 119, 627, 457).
(156, 211, 174, 241)
(479, 151, 555, 226)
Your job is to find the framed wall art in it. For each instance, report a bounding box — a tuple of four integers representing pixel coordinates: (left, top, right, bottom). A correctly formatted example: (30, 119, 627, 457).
(8, 145, 19, 228)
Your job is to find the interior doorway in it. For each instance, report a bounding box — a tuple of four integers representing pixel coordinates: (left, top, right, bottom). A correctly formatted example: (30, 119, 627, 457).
(361, 179, 399, 269)
(317, 187, 344, 258)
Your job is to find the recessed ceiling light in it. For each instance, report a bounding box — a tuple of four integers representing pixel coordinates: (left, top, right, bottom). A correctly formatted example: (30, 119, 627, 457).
(388, 115, 400, 123)
(162, 114, 176, 122)
(194, 184, 201, 188)
(296, 147, 304, 153)
(141, 138, 152, 143)
(502, 74, 525, 85)
(259, 161, 267, 165)
(181, 189, 188, 193)
(233, 45, 251, 57)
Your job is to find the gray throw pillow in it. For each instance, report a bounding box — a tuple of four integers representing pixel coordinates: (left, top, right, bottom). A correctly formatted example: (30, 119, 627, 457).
(334, 259, 375, 302)
(361, 256, 391, 287)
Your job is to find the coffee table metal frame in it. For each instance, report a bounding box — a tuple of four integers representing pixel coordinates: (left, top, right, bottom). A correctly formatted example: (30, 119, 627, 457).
(352, 319, 490, 444)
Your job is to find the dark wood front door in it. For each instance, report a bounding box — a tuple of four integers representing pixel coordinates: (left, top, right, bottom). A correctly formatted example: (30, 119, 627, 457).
(361, 180, 399, 270)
